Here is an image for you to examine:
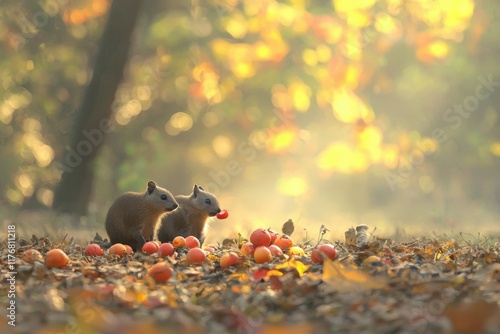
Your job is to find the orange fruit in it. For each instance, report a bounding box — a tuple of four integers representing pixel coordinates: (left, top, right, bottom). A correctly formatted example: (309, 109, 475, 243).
(172, 236, 186, 248)
(22, 249, 43, 264)
(254, 246, 272, 264)
(109, 243, 127, 257)
(45, 249, 70, 268)
(148, 262, 173, 283)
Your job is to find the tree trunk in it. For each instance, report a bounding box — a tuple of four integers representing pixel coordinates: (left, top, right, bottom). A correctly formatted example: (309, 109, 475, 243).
(52, 0, 144, 215)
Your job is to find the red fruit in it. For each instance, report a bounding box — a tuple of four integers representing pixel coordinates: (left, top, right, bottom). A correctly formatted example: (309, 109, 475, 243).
(220, 252, 240, 268)
(250, 228, 271, 247)
(158, 243, 175, 257)
(185, 236, 201, 249)
(253, 246, 272, 264)
(85, 244, 103, 256)
(274, 235, 293, 250)
(148, 262, 173, 282)
(216, 209, 229, 219)
(204, 246, 215, 253)
(253, 268, 270, 281)
(142, 241, 159, 254)
(45, 249, 70, 268)
(186, 247, 206, 264)
(311, 244, 337, 264)
(267, 229, 278, 244)
(240, 242, 255, 256)
(269, 245, 283, 257)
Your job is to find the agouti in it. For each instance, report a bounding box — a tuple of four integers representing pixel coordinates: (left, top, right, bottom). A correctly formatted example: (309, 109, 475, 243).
(105, 180, 178, 250)
(157, 185, 220, 245)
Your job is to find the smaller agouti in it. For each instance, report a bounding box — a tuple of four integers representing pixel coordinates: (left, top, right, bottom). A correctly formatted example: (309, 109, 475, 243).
(157, 185, 220, 245)
(105, 180, 178, 250)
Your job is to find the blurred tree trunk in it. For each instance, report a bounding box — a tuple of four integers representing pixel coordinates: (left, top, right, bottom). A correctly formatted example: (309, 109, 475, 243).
(53, 0, 144, 215)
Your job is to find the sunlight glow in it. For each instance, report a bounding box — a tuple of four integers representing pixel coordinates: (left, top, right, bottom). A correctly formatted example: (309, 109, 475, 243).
(278, 176, 307, 197)
(268, 127, 297, 153)
(332, 89, 374, 124)
(212, 135, 234, 158)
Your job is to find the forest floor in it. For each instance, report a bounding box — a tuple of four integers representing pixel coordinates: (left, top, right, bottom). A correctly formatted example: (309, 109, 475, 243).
(1, 220, 499, 334)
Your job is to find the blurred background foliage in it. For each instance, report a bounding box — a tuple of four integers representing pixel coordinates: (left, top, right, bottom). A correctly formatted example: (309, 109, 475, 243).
(1, 0, 499, 241)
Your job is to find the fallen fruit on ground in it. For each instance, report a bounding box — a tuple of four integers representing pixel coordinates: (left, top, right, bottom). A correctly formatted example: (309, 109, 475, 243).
(124, 244, 133, 254)
(185, 235, 201, 248)
(311, 244, 337, 264)
(173, 236, 187, 248)
(109, 243, 128, 257)
(269, 244, 283, 257)
(148, 262, 173, 283)
(22, 249, 43, 264)
(204, 246, 215, 253)
(254, 246, 273, 264)
(240, 242, 255, 256)
(220, 252, 240, 267)
(268, 229, 278, 244)
(274, 234, 294, 250)
(142, 241, 159, 254)
(186, 247, 206, 264)
(158, 242, 175, 257)
(84, 244, 103, 256)
(45, 249, 70, 268)
(250, 228, 272, 247)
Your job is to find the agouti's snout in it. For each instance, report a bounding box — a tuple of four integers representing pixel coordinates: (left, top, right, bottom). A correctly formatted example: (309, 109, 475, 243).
(209, 207, 221, 217)
(167, 203, 179, 211)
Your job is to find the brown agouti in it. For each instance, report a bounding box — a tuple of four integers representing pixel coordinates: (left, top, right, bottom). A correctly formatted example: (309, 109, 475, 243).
(157, 185, 220, 245)
(105, 180, 178, 250)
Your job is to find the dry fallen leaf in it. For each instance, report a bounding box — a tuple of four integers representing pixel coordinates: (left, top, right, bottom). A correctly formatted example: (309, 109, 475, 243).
(323, 259, 386, 291)
(282, 219, 295, 236)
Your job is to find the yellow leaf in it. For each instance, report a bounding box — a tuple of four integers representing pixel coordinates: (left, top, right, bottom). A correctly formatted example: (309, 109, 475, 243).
(228, 272, 250, 282)
(266, 269, 284, 278)
(275, 257, 310, 277)
(323, 259, 386, 291)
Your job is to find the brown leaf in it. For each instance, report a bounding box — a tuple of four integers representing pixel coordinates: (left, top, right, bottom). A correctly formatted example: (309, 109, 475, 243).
(282, 219, 294, 236)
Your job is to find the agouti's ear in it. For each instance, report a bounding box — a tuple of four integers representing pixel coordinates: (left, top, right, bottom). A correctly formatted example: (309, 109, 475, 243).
(193, 184, 200, 198)
(147, 181, 156, 194)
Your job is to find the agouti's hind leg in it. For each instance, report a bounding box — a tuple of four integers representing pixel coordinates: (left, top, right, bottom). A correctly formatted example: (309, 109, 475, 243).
(132, 227, 147, 249)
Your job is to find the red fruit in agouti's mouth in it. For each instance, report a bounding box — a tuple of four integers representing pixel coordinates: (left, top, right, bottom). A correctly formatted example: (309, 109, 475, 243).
(216, 210, 229, 219)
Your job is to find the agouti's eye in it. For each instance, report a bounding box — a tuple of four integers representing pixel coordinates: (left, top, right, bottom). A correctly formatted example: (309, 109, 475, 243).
(160, 194, 167, 200)
(204, 199, 211, 205)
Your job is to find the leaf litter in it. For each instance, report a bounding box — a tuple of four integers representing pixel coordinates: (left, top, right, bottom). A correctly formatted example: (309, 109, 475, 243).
(1, 226, 499, 334)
